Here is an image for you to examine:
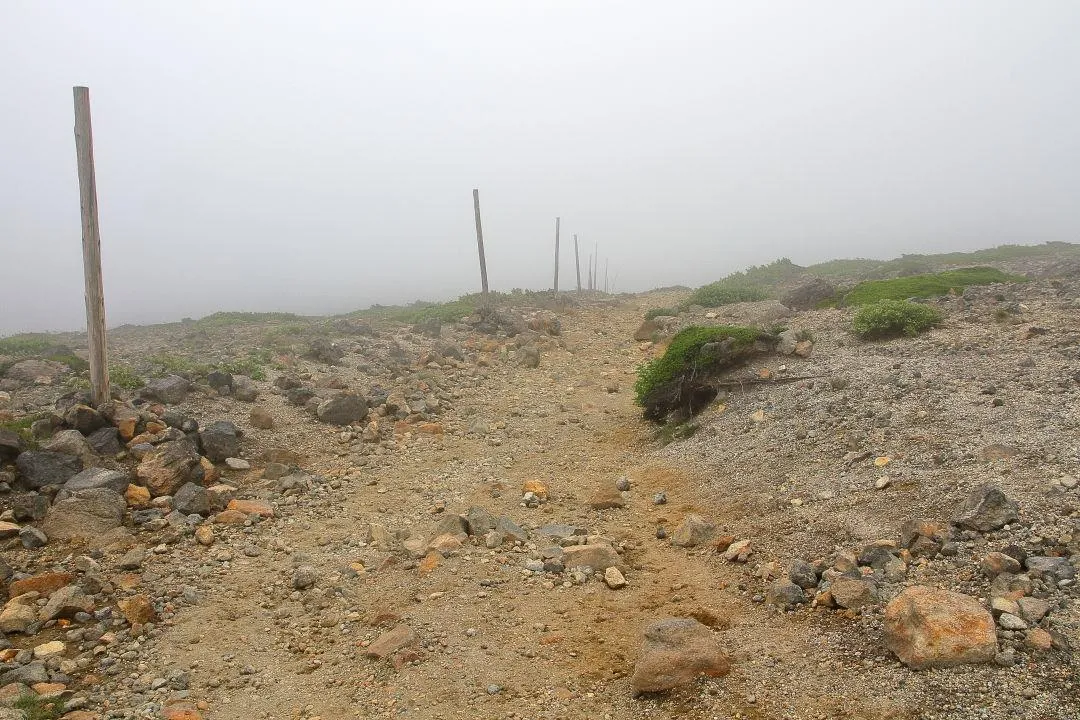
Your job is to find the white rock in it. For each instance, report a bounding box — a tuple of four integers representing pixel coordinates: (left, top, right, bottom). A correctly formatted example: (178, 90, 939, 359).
(225, 457, 251, 470)
(604, 566, 627, 589)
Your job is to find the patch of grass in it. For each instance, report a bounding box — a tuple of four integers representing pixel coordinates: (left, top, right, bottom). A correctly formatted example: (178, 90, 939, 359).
(109, 364, 145, 389)
(634, 326, 764, 407)
(682, 258, 802, 309)
(194, 311, 303, 328)
(844, 267, 1025, 306)
(45, 353, 88, 373)
(683, 284, 769, 309)
(0, 414, 45, 448)
(655, 421, 699, 446)
(803, 258, 883, 280)
(644, 307, 678, 321)
(851, 300, 943, 340)
(388, 297, 479, 324)
(0, 333, 57, 356)
(149, 353, 213, 378)
(14, 692, 65, 720)
(220, 349, 272, 380)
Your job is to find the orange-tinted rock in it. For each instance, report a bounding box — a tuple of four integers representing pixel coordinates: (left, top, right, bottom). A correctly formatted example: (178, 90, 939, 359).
(10, 572, 75, 598)
(199, 456, 220, 485)
(1026, 628, 1053, 651)
(213, 509, 247, 524)
(117, 594, 156, 625)
(163, 703, 203, 720)
(226, 499, 274, 517)
(125, 484, 151, 508)
(522, 480, 548, 501)
(630, 617, 731, 693)
(417, 422, 444, 434)
(365, 625, 416, 659)
(884, 586, 996, 669)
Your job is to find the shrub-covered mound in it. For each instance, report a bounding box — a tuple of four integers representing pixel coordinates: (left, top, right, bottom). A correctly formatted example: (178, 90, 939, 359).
(851, 300, 942, 340)
(843, 267, 1024, 306)
(634, 326, 775, 422)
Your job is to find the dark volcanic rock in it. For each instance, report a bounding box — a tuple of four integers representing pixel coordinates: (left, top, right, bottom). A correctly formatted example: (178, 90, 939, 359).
(15, 451, 82, 489)
(953, 485, 1020, 533)
(199, 421, 242, 462)
(141, 374, 191, 404)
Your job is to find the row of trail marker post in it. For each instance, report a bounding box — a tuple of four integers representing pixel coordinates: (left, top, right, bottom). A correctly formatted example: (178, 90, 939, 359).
(470, 189, 611, 299)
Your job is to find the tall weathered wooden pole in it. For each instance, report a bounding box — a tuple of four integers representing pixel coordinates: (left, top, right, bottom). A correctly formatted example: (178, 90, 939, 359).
(472, 189, 489, 299)
(587, 255, 593, 291)
(573, 234, 581, 293)
(73, 86, 110, 406)
(553, 217, 560, 295)
(604, 258, 609, 294)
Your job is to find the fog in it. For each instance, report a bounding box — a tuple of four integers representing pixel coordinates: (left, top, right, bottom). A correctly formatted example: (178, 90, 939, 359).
(2, 1, 1079, 335)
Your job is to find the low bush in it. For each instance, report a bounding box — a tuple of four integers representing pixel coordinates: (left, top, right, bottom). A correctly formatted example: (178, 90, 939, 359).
(844, 267, 1024, 306)
(109, 364, 145, 389)
(851, 300, 942, 339)
(644, 307, 678, 321)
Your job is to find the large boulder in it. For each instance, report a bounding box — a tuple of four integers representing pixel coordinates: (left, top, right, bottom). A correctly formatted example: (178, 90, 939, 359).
(42, 488, 126, 540)
(64, 467, 129, 494)
(199, 421, 241, 462)
(316, 394, 368, 426)
(136, 440, 201, 496)
(44, 429, 95, 465)
(141, 374, 191, 404)
(172, 482, 211, 516)
(884, 586, 997, 669)
(561, 544, 625, 572)
(4, 359, 67, 384)
(86, 426, 122, 455)
(952, 484, 1020, 532)
(780, 278, 838, 311)
(0, 428, 23, 462)
(64, 404, 107, 435)
(630, 617, 731, 693)
(305, 338, 344, 365)
(15, 451, 81, 489)
(231, 376, 259, 402)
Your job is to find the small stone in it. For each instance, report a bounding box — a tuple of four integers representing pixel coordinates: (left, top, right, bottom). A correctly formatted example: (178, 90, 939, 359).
(998, 613, 1027, 630)
(982, 551, 1022, 577)
(249, 407, 274, 430)
(194, 525, 215, 546)
(874, 476, 891, 490)
(615, 476, 631, 491)
(293, 565, 318, 590)
(630, 617, 731, 693)
(1016, 597, 1051, 624)
(722, 539, 751, 562)
(766, 580, 807, 609)
(671, 514, 714, 548)
(364, 625, 416, 659)
(19, 526, 47, 549)
(829, 577, 877, 610)
(118, 547, 146, 570)
(604, 567, 627, 589)
(652, 491, 667, 505)
(225, 457, 251, 470)
(117, 594, 156, 625)
(1025, 628, 1053, 651)
(787, 559, 818, 589)
(32, 640, 64, 659)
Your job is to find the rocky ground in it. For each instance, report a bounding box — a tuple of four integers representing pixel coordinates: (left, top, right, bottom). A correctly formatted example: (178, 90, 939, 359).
(0, 261, 1078, 720)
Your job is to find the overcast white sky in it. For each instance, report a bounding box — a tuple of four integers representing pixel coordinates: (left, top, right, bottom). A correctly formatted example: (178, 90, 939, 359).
(2, 1, 1079, 334)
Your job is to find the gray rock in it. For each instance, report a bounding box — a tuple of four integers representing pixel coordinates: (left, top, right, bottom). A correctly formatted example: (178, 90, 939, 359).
(141, 374, 191, 404)
(952, 484, 1020, 533)
(207, 370, 233, 392)
(19, 526, 47, 549)
(15, 451, 82, 489)
(42, 488, 125, 540)
(465, 506, 497, 536)
(136, 439, 201, 496)
(274, 374, 303, 390)
(40, 585, 93, 621)
(788, 559, 819, 589)
(316, 394, 368, 426)
(998, 613, 1028, 630)
(172, 482, 211, 516)
(830, 576, 878, 610)
(516, 346, 540, 368)
(857, 543, 898, 570)
(199, 421, 241, 462)
(496, 517, 528, 543)
(413, 317, 442, 339)
(231, 375, 260, 402)
(1017, 597, 1051, 623)
(64, 404, 107, 435)
(432, 514, 468, 538)
(4, 358, 67, 384)
(766, 580, 807, 609)
(780, 278, 838, 311)
(65, 467, 129, 494)
(11, 494, 49, 522)
(0, 660, 49, 686)
(305, 338, 344, 365)
(1024, 556, 1075, 582)
(85, 426, 122, 455)
(671, 514, 714, 548)
(293, 565, 318, 589)
(118, 546, 146, 570)
(44, 428, 94, 463)
(0, 428, 24, 462)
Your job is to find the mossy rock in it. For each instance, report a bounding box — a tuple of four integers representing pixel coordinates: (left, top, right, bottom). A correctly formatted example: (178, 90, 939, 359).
(634, 326, 775, 423)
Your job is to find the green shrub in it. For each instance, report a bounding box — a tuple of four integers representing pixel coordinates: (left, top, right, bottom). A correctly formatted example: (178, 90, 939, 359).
(644, 307, 678, 321)
(195, 311, 303, 327)
(683, 284, 768, 309)
(851, 300, 942, 339)
(0, 333, 56, 356)
(844, 267, 1024, 306)
(46, 353, 88, 373)
(655, 421, 699, 446)
(14, 692, 64, 720)
(634, 326, 764, 407)
(109, 364, 145, 389)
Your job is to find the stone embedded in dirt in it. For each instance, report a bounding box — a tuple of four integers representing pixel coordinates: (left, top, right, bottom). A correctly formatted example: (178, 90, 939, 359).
(630, 617, 731, 694)
(766, 580, 807, 609)
(225, 457, 251, 470)
(15, 450, 82, 489)
(516, 345, 540, 368)
(232, 375, 259, 401)
(1017, 597, 1051, 624)
(137, 440, 201, 497)
(1026, 628, 1053, 651)
(64, 403, 106, 435)
(884, 586, 997, 670)
(11, 494, 48, 522)
(199, 421, 242, 462)
(780, 278, 838, 310)
(213, 509, 247, 525)
(588, 485, 627, 510)
(788, 559, 819, 589)
(19, 526, 47, 549)
(172, 482, 212, 516)
(521, 479, 549, 501)
(722, 539, 752, 562)
(1024, 556, 1075, 582)
(249, 406, 274, 429)
(857, 541, 898, 569)
(118, 594, 157, 625)
(207, 370, 233, 392)
(141, 374, 191, 404)
(42, 488, 125, 540)
(306, 337, 345, 364)
(227, 498, 274, 517)
(194, 524, 214, 546)
(998, 613, 1027, 630)
(830, 576, 877, 610)
(981, 551, 1022, 577)
(85, 426, 122, 455)
(4, 358, 68, 384)
(293, 565, 318, 590)
(273, 373, 302, 390)
(464, 506, 497, 536)
(0, 521, 18, 540)
(562, 544, 624, 572)
(64, 467, 129, 494)
(39, 585, 94, 621)
(671, 514, 715, 547)
(9, 571, 74, 598)
(604, 566, 628, 589)
(615, 476, 632, 491)
(0, 428, 23, 462)
(118, 546, 146, 570)
(0, 595, 38, 634)
(952, 484, 1020, 532)
(162, 703, 203, 720)
(496, 516, 528, 543)
(365, 625, 416, 659)
(317, 394, 368, 426)
(428, 533, 464, 555)
(125, 483, 152, 508)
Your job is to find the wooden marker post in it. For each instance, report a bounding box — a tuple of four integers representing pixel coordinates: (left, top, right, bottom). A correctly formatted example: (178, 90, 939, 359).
(574, 234, 581, 293)
(553, 217, 560, 295)
(472, 189, 489, 299)
(604, 258, 609, 294)
(73, 86, 110, 406)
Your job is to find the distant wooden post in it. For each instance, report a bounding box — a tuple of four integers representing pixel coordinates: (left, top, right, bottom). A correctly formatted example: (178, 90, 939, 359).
(472, 189, 489, 298)
(604, 258, 609, 294)
(587, 255, 593, 291)
(574, 234, 581, 293)
(553, 217, 560, 295)
(73, 86, 110, 406)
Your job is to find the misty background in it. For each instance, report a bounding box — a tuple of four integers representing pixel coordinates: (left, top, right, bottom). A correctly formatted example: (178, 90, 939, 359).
(2, 1, 1079, 335)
